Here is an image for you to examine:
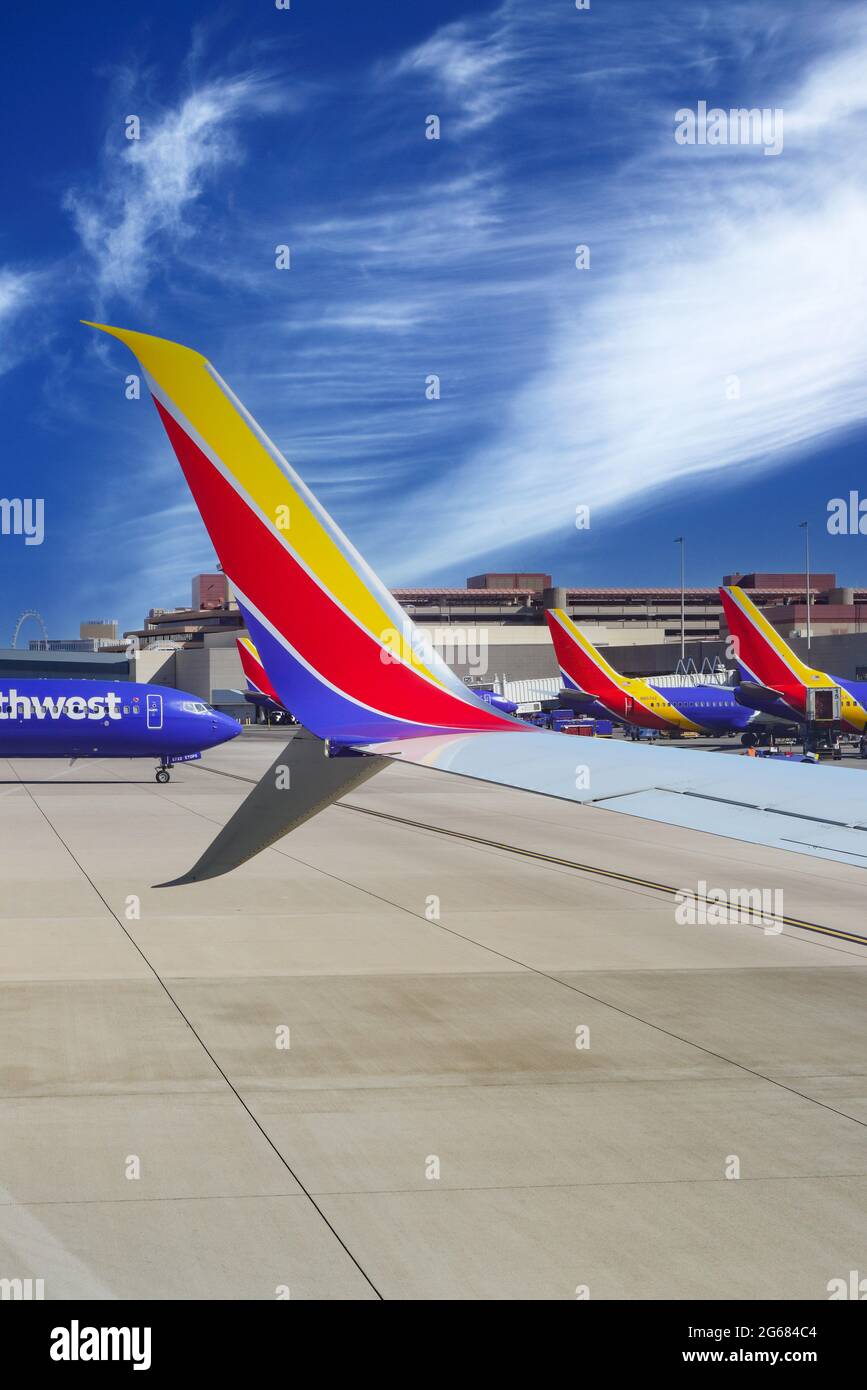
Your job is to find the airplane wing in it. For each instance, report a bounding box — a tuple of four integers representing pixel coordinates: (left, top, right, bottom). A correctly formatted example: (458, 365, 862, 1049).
(155, 720, 867, 883)
(357, 730, 867, 869)
(83, 323, 867, 880)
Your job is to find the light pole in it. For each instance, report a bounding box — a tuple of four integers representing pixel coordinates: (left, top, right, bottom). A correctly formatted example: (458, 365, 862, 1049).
(799, 521, 811, 650)
(674, 537, 685, 664)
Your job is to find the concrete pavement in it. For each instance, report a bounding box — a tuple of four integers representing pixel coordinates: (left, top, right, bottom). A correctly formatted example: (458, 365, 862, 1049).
(0, 733, 865, 1299)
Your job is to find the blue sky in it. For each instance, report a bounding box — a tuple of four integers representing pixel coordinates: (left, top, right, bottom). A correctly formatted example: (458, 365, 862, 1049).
(1, 0, 866, 639)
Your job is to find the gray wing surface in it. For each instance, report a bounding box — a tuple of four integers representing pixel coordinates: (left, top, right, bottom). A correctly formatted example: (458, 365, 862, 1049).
(356, 730, 867, 868)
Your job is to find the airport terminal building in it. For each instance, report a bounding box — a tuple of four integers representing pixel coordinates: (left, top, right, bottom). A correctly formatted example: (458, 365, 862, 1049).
(4, 569, 867, 710)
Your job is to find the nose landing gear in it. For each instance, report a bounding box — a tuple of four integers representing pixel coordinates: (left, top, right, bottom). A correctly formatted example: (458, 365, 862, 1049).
(155, 764, 171, 784)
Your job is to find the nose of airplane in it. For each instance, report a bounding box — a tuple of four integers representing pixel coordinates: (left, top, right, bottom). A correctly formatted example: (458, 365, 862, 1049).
(210, 711, 242, 746)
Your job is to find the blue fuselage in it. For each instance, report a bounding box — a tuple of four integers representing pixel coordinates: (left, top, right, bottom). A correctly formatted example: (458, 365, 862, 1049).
(734, 666, 867, 732)
(579, 684, 790, 736)
(0, 680, 240, 759)
(475, 689, 520, 716)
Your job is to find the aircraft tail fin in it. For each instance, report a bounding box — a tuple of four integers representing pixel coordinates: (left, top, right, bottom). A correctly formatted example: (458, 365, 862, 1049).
(545, 608, 629, 697)
(237, 636, 282, 707)
(719, 586, 819, 688)
(84, 324, 523, 747)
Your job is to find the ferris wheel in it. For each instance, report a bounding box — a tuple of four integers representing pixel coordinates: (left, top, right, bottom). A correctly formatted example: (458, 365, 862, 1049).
(11, 609, 49, 649)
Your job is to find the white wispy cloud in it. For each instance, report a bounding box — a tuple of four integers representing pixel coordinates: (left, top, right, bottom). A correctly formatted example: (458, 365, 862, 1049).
(65, 72, 288, 303)
(48, 0, 867, 610)
(369, 1, 867, 575)
(393, 21, 515, 133)
(388, 0, 575, 136)
(0, 266, 43, 374)
(0, 267, 34, 321)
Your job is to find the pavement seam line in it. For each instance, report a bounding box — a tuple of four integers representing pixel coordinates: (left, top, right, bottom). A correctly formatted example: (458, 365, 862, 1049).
(173, 758, 867, 1132)
(9, 763, 384, 1301)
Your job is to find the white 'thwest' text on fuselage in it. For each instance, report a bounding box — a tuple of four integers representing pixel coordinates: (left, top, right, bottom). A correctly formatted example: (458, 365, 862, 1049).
(0, 691, 124, 721)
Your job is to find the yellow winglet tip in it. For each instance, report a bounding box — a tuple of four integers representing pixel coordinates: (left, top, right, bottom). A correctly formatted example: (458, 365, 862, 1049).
(80, 320, 208, 372)
(81, 319, 130, 338)
(81, 321, 152, 354)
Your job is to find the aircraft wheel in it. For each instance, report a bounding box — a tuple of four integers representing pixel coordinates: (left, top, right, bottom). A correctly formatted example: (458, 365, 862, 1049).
(156, 769, 170, 784)
(740, 731, 758, 748)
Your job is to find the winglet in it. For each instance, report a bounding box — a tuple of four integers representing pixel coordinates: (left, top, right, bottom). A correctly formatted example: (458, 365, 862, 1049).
(86, 322, 525, 747)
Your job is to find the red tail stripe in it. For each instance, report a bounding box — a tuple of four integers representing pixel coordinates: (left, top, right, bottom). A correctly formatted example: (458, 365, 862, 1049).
(720, 591, 801, 691)
(156, 402, 513, 732)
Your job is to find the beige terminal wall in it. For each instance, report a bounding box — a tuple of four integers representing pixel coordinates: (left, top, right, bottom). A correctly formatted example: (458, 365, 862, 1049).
(130, 622, 677, 699)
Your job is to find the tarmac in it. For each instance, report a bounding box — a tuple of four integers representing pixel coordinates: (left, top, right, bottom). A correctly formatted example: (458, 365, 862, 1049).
(1, 728, 866, 1300)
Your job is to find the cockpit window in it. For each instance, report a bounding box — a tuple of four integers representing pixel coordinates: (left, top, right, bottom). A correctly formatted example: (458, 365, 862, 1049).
(182, 701, 210, 714)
